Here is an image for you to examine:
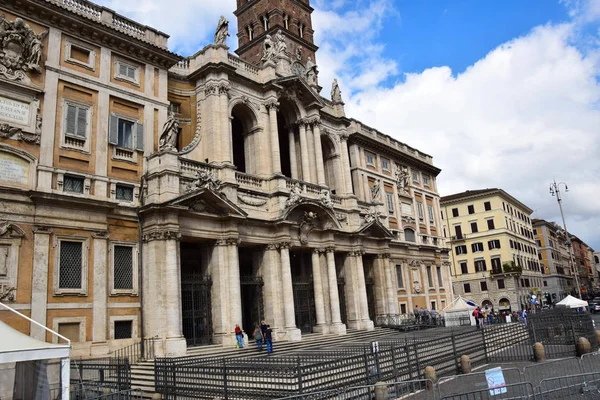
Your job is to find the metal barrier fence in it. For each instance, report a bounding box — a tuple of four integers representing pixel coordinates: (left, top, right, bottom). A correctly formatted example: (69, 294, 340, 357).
(437, 368, 524, 399)
(484, 323, 532, 362)
(109, 337, 156, 364)
(523, 357, 582, 389)
(539, 372, 600, 399)
(276, 380, 435, 399)
(439, 382, 536, 399)
(50, 382, 142, 399)
(72, 358, 131, 392)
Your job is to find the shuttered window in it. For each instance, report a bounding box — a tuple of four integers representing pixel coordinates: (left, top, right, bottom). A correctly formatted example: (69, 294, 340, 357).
(118, 62, 137, 80)
(64, 104, 88, 138)
(108, 115, 144, 151)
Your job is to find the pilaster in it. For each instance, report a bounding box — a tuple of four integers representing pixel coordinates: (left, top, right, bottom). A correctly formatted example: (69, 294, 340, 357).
(311, 118, 326, 186)
(326, 248, 346, 334)
(280, 242, 301, 341)
(311, 249, 328, 333)
(266, 99, 281, 174)
(228, 238, 243, 332)
(263, 244, 285, 331)
(288, 125, 298, 179)
(211, 239, 232, 346)
(298, 120, 311, 182)
(373, 254, 389, 317)
(30, 226, 52, 340)
(340, 134, 353, 195)
(92, 231, 108, 343)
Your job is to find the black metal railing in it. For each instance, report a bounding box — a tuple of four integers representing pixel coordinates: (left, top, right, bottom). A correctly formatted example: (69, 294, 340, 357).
(109, 337, 155, 364)
(71, 358, 131, 392)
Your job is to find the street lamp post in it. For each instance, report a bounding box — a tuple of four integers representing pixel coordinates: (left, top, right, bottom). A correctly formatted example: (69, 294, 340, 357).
(549, 180, 582, 299)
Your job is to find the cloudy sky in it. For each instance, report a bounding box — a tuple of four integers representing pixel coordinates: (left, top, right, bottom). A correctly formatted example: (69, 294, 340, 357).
(96, 0, 600, 250)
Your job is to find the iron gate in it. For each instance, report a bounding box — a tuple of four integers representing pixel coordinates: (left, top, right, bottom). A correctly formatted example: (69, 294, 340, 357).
(181, 275, 212, 346)
(338, 278, 347, 325)
(241, 275, 264, 334)
(365, 278, 376, 322)
(293, 282, 316, 334)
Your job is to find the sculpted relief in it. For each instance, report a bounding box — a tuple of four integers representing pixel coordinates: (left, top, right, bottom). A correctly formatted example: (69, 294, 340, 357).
(0, 15, 47, 83)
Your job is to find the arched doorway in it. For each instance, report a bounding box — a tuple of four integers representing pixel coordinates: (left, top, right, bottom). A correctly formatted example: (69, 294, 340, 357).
(277, 98, 301, 179)
(230, 103, 258, 174)
(499, 298, 511, 312)
(481, 299, 493, 311)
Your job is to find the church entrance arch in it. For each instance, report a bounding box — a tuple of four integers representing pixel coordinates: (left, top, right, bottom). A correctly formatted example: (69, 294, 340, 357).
(180, 242, 213, 346)
(291, 250, 316, 334)
(238, 246, 264, 335)
(363, 256, 376, 322)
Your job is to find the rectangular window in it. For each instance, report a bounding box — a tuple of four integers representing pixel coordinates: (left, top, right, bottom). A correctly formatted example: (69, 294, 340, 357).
(59, 241, 83, 289)
(491, 257, 501, 271)
(168, 102, 181, 114)
(480, 281, 488, 291)
(116, 60, 138, 83)
(470, 222, 478, 233)
(427, 204, 435, 224)
(454, 225, 463, 239)
(464, 283, 471, 293)
(412, 170, 419, 182)
(484, 201, 491, 211)
(63, 175, 84, 193)
(431, 301, 436, 310)
(423, 175, 430, 186)
(468, 205, 475, 214)
(118, 119, 135, 149)
(488, 239, 501, 250)
(426, 266, 433, 288)
(400, 304, 407, 314)
(533, 228, 538, 235)
(114, 320, 133, 340)
(109, 115, 143, 153)
(497, 279, 505, 289)
(452, 208, 459, 218)
(116, 184, 134, 202)
(381, 158, 390, 171)
(475, 259, 487, 272)
(538, 252, 542, 260)
(58, 322, 81, 343)
(64, 103, 88, 139)
(455, 245, 468, 255)
(460, 262, 468, 274)
(386, 192, 395, 215)
(365, 151, 375, 166)
(417, 202, 424, 220)
(396, 265, 404, 288)
(535, 239, 541, 247)
(113, 245, 133, 290)
(472, 242, 484, 252)
(487, 219, 495, 230)
(436, 266, 443, 287)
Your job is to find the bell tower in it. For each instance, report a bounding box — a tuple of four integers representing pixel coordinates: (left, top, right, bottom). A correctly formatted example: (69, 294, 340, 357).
(234, 0, 318, 65)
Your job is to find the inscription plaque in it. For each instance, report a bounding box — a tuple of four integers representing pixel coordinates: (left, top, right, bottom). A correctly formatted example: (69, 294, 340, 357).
(0, 96, 30, 125)
(0, 151, 30, 187)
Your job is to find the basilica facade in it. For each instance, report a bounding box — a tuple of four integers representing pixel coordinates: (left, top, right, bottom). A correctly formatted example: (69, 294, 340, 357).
(0, 0, 452, 358)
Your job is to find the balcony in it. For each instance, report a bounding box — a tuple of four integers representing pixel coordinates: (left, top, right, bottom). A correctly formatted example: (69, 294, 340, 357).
(491, 263, 523, 277)
(451, 234, 467, 242)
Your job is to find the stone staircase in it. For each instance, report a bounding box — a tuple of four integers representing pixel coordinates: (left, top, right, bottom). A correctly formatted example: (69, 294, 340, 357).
(131, 327, 399, 398)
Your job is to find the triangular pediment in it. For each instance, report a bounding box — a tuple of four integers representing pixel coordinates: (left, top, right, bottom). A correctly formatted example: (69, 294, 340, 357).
(169, 189, 248, 218)
(277, 76, 324, 109)
(357, 219, 394, 239)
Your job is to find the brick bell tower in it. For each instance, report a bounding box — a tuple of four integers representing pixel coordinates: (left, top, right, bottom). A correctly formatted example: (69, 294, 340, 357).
(234, 0, 318, 65)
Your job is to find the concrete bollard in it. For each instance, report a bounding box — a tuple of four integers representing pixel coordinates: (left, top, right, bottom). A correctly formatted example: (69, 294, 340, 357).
(460, 355, 471, 374)
(576, 337, 592, 357)
(595, 330, 600, 345)
(424, 365, 437, 389)
(151, 394, 162, 400)
(533, 342, 546, 362)
(374, 381, 387, 400)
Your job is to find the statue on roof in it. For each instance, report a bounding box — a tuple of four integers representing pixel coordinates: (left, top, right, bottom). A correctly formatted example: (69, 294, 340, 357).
(214, 16, 230, 46)
(261, 35, 275, 62)
(305, 56, 318, 85)
(159, 112, 179, 151)
(331, 79, 342, 103)
(275, 29, 287, 56)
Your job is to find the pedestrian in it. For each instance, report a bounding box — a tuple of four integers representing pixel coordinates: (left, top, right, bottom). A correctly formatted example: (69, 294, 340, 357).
(413, 305, 420, 324)
(260, 320, 268, 344)
(234, 324, 243, 348)
(265, 324, 273, 355)
(252, 324, 262, 351)
(473, 307, 480, 328)
(477, 307, 484, 328)
(520, 309, 527, 327)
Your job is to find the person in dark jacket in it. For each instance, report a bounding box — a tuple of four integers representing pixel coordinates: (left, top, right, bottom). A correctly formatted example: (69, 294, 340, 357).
(265, 325, 273, 355)
(260, 320, 268, 344)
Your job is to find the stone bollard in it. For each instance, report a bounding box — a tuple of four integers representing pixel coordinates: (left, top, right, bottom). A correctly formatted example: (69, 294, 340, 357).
(424, 365, 437, 390)
(374, 381, 387, 400)
(151, 394, 162, 400)
(576, 337, 592, 357)
(595, 330, 600, 345)
(460, 355, 472, 374)
(533, 342, 546, 362)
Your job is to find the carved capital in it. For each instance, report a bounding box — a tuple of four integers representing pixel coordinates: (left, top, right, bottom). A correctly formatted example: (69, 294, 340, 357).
(308, 116, 321, 127)
(218, 82, 230, 95)
(266, 243, 280, 251)
(265, 99, 280, 112)
(32, 225, 51, 235)
(204, 83, 219, 97)
(143, 230, 181, 242)
(377, 253, 391, 259)
(349, 249, 364, 257)
(226, 237, 241, 246)
(279, 242, 291, 250)
(326, 246, 336, 254)
(312, 248, 322, 255)
(92, 230, 109, 239)
(339, 132, 350, 141)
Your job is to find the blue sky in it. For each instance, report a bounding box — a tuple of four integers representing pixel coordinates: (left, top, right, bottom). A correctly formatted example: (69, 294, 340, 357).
(97, 0, 600, 251)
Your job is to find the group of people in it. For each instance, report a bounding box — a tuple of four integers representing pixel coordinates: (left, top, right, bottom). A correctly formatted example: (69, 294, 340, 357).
(472, 306, 528, 328)
(413, 305, 441, 325)
(234, 321, 274, 355)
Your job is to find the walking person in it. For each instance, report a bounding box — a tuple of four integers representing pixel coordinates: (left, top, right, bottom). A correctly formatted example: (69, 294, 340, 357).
(260, 320, 268, 344)
(520, 309, 527, 327)
(234, 324, 244, 348)
(473, 307, 480, 329)
(477, 307, 484, 328)
(265, 324, 273, 355)
(252, 324, 262, 351)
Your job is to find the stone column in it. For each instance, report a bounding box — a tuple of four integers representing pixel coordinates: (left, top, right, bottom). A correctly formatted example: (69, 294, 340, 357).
(298, 120, 311, 182)
(326, 248, 346, 334)
(340, 136, 354, 195)
(288, 126, 298, 179)
(373, 254, 389, 317)
(311, 249, 327, 333)
(211, 240, 231, 345)
(220, 83, 232, 164)
(267, 100, 281, 174)
(263, 244, 284, 330)
(280, 242, 301, 341)
(163, 232, 186, 356)
(306, 122, 317, 183)
(355, 251, 374, 330)
(228, 239, 243, 330)
(30, 226, 52, 340)
(386, 258, 398, 316)
(91, 231, 108, 354)
(312, 119, 327, 186)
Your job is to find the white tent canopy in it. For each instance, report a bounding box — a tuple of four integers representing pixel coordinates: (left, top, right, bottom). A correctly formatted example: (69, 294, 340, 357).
(556, 295, 588, 309)
(443, 296, 476, 327)
(443, 296, 476, 312)
(0, 320, 70, 364)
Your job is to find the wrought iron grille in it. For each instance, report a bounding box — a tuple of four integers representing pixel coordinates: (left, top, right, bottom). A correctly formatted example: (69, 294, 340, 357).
(64, 175, 84, 193)
(114, 245, 133, 290)
(59, 241, 82, 289)
(114, 320, 132, 340)
(116, 184, 134, 201)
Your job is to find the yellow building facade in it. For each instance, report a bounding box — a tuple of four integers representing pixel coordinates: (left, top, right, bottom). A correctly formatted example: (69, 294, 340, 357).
(441, 189, 543, 312)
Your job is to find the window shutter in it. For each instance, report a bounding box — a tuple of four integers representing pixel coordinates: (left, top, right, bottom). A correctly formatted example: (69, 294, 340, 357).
(488, 241, 492, 250)
(108, 115, 119, 145)
(136, 123, 144, 151)
(119, 63, 127, 76)
(127, 66, 136, 79)
(76, 107, 87, 137)
(471, 243, 477, 253)
(65, 104, 76, 135)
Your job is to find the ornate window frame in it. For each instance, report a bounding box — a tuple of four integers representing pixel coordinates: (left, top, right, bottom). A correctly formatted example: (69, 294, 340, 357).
(53, 235, 89, 296)
(64, 37, 96, 71)
(56, 170, 92, 196)
(109, 179, 139, 205)
(109, 315, 138, 340)
(110, 113, 141, 163)
(0, 224, 24, 301)
(59, 98, 93, 153)
(109, 241, 139, 296)
(113, 57, 140, 86)
(52, 316, 86, 344)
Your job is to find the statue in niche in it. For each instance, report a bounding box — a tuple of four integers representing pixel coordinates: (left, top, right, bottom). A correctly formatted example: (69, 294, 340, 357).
(214, 16, 230, 46)
(299, 211, 318, 245)
(261, 35, 275, 62)
(411, 267, 422, 294)
(296, 46, 303, 61)
(0, 15, 48, 80)
(305, 56, 318, 85)
(275, 30, 287, 56)
(159, 112, 179, 151)
(331, 79, 342, 103)
(395, 164, 410, 194)
(370, 179, 381, 202)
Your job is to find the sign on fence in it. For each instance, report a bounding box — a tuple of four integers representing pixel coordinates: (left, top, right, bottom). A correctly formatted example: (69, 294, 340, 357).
(485, 367, 507, 395)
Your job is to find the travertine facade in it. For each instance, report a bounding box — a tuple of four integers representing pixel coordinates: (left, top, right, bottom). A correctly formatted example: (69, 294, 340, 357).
(0, 0, 451, 358)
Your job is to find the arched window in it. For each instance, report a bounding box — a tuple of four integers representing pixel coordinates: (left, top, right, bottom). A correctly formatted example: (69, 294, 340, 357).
(404, 228, 415, 242)
(595, 255, 599, 264)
